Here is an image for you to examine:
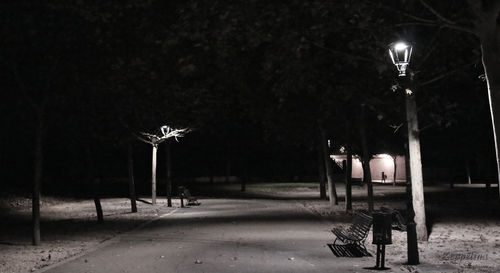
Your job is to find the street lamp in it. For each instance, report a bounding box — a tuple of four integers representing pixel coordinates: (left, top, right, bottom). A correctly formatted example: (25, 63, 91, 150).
(388, 41, 412, 77)
(388, 41, 419, 265)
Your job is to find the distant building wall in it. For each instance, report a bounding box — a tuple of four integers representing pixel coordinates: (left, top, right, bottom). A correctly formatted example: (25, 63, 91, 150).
(331, 154, 406, 183)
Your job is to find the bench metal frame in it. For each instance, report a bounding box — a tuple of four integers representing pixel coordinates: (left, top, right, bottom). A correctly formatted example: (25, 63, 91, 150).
(181, 188, 200, 206)
(331, 211, 373, 251)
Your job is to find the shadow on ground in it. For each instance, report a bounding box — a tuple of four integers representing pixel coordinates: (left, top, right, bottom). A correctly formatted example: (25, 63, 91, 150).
(327, 243, 372, 257)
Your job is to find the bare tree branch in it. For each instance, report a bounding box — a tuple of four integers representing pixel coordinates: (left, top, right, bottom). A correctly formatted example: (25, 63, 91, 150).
(135, 133, 154, 145)
(393, 22, 438, 28)
(415, 28, 442, 70)
(389, 123, 404, 133)
(163, 127, 190, 142)
(306, 38, 382, 65)
(420, 61, 477, 87)
(416, 0, 478, 35)
(376, 0, 477, 35)
(137, 126, 190, 146)
(418, 0, 457, 25)
(419, 123, 434, 132)
(439, 22, 477, 36)
(364, 0, 436, 24)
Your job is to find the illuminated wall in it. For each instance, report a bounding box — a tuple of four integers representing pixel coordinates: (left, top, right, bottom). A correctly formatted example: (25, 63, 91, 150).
(331, 154, 406, 183)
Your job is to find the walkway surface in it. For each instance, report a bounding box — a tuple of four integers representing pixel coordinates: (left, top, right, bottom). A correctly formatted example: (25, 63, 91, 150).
(41, 198, 458, 273)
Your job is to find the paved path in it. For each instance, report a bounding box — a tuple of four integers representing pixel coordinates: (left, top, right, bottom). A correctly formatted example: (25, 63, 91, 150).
(41, 198, 456, 273)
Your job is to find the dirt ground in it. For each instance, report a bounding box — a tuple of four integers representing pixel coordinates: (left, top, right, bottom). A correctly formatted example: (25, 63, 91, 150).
(299, 186, 500, 273)
(1, 183, 499, 273)
(0, 195, 178, 273)
(207, 182, 500, 272)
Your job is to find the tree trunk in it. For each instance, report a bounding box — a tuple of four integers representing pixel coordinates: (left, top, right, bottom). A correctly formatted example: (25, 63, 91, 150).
(151, 144, 158, 205)
(225, 159, 231, 183)
(345, 122, 353, 212)
(127, 143, 137, 213)
(361, 160, 374, 211)
(405, 92, 428, 241)
(93, 178, 104, 223)
(86, 145, 103, 222)
(241, 161, 248, 192)
(466, 160, 472, 184)
(32, 109, 44, 246)
(165, 141, 173, 207)
(240, 178, 247, 192)
(225, 143, 232, 183)
(393, 156, 398, 186)
(345, 146, 353, 213)
(405, 143, 420, 264)
(13, 66, 46, 245)
(317, 138, 327, 199)
(321, 129, 338, 206)
(359, 105, 374, 212)
(209, 163, 215, 184)
(480, 40, 500, 197)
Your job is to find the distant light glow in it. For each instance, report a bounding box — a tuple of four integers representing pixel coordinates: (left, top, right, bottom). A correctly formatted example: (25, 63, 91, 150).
(378, 153, 392, 159)
(394, 42, 408, 51)
(378, 154, 393, 167)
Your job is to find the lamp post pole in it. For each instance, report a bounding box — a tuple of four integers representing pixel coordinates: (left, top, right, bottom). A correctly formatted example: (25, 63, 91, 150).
(388, 41, 419, 265)
(404, 82, 420, 265)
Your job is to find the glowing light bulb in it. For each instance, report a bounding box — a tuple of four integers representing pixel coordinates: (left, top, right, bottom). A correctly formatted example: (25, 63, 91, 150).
(394, 42, 408, 51)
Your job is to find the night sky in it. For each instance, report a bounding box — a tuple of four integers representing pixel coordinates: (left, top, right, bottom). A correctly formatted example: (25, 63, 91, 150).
(0, 1, 496, 195)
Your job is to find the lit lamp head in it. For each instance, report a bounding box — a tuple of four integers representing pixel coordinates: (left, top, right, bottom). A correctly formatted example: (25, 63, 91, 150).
(388, 41, 412, 77)
(161, 125, 170, 137)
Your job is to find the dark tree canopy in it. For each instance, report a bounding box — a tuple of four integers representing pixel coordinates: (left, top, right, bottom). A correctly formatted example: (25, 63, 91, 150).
(0, 0, 496, 193)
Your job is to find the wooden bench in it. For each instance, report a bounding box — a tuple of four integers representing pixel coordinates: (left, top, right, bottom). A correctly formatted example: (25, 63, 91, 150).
(331, 211, 373, 251)
(179, 187, 200, 206)
(380, 207, 407, 231)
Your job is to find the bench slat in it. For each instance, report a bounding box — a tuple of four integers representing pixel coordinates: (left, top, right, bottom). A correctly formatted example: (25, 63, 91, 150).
(331, 212, 373, 246)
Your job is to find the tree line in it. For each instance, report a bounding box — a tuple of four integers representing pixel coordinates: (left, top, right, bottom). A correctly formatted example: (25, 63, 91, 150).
(0, 0, 496, 245)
